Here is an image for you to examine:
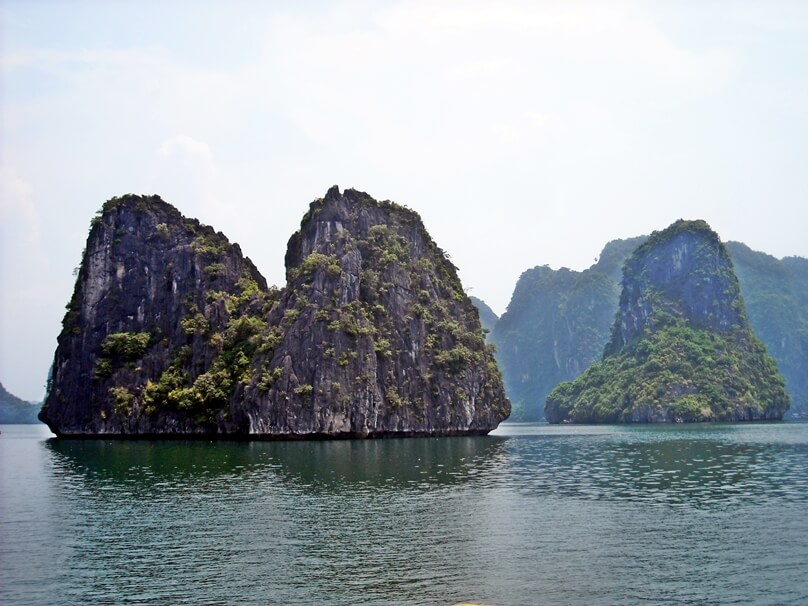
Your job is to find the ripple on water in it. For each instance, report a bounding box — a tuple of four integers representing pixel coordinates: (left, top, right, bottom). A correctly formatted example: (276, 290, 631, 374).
(1, 423, 807, 605)
(495, 422, 808, 508)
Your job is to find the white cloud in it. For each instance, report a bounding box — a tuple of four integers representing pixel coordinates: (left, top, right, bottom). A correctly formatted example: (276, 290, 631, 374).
(0, 165, 53, 401)
(254, 1, 737, 172)
(0, 165, 34, 213)
(151, 134, 226, 229)
(157, 134, 217, 176)
(0, 165, 41, 257)
(375, 1, 594, 37)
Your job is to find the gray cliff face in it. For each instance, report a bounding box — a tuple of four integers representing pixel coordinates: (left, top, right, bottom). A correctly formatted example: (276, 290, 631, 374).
(240, 187, 510, 437)
(40, 195, 267, 435)
(41, 189, 509, 437)
(605, 221, 743, 356)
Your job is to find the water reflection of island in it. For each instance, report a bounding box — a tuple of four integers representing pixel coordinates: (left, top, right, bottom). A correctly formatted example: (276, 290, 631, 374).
(44, 435, 513, 605)
(45, 435, 510, 493)
(265, 436, 510, 492)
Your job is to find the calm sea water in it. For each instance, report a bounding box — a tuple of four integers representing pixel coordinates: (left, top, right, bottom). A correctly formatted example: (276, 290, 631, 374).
(1, 422, 807, 606)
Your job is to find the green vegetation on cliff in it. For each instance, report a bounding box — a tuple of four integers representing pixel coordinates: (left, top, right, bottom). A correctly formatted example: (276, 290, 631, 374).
(490, 237, 645, 420)
(242, 186, 509, 435)
(546, 319, 787, 423)
(491, 268, 617, 420)
(727, 243, 808, 415)
(40, 194, 271, 434)
(545, 220, 789, 424)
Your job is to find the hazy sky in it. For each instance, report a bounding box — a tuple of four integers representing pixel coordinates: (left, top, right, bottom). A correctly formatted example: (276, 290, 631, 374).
(2, 1, 807, 401)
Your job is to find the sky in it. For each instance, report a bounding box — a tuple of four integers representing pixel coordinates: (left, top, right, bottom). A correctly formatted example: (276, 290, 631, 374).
(1, 0, 807, 401)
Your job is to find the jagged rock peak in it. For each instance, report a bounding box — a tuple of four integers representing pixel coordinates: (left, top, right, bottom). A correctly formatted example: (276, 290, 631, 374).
(39, 194, 270, 435)
(285, 187, 429, 277)
(606, 219, 744, 355)
(244, 186, 510, 437)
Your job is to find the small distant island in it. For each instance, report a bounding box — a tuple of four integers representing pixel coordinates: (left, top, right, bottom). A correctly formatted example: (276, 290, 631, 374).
(545, 220, 790, 423)
(39, 187, 510, 438)
(0, 382, 41, 424)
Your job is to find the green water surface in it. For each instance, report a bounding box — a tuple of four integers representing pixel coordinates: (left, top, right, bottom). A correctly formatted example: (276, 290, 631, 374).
(1, 422, 807, 605)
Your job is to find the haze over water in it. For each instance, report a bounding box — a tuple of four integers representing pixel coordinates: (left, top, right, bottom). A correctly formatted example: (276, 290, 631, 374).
(2, 422, 807, 605)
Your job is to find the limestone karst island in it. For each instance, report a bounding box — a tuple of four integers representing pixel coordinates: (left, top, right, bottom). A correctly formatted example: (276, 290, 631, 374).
(488, 232, 807, 422)
(39, 187, 510, 437)
(545, 220, 790, 423)
(38, 191, 793, 437)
